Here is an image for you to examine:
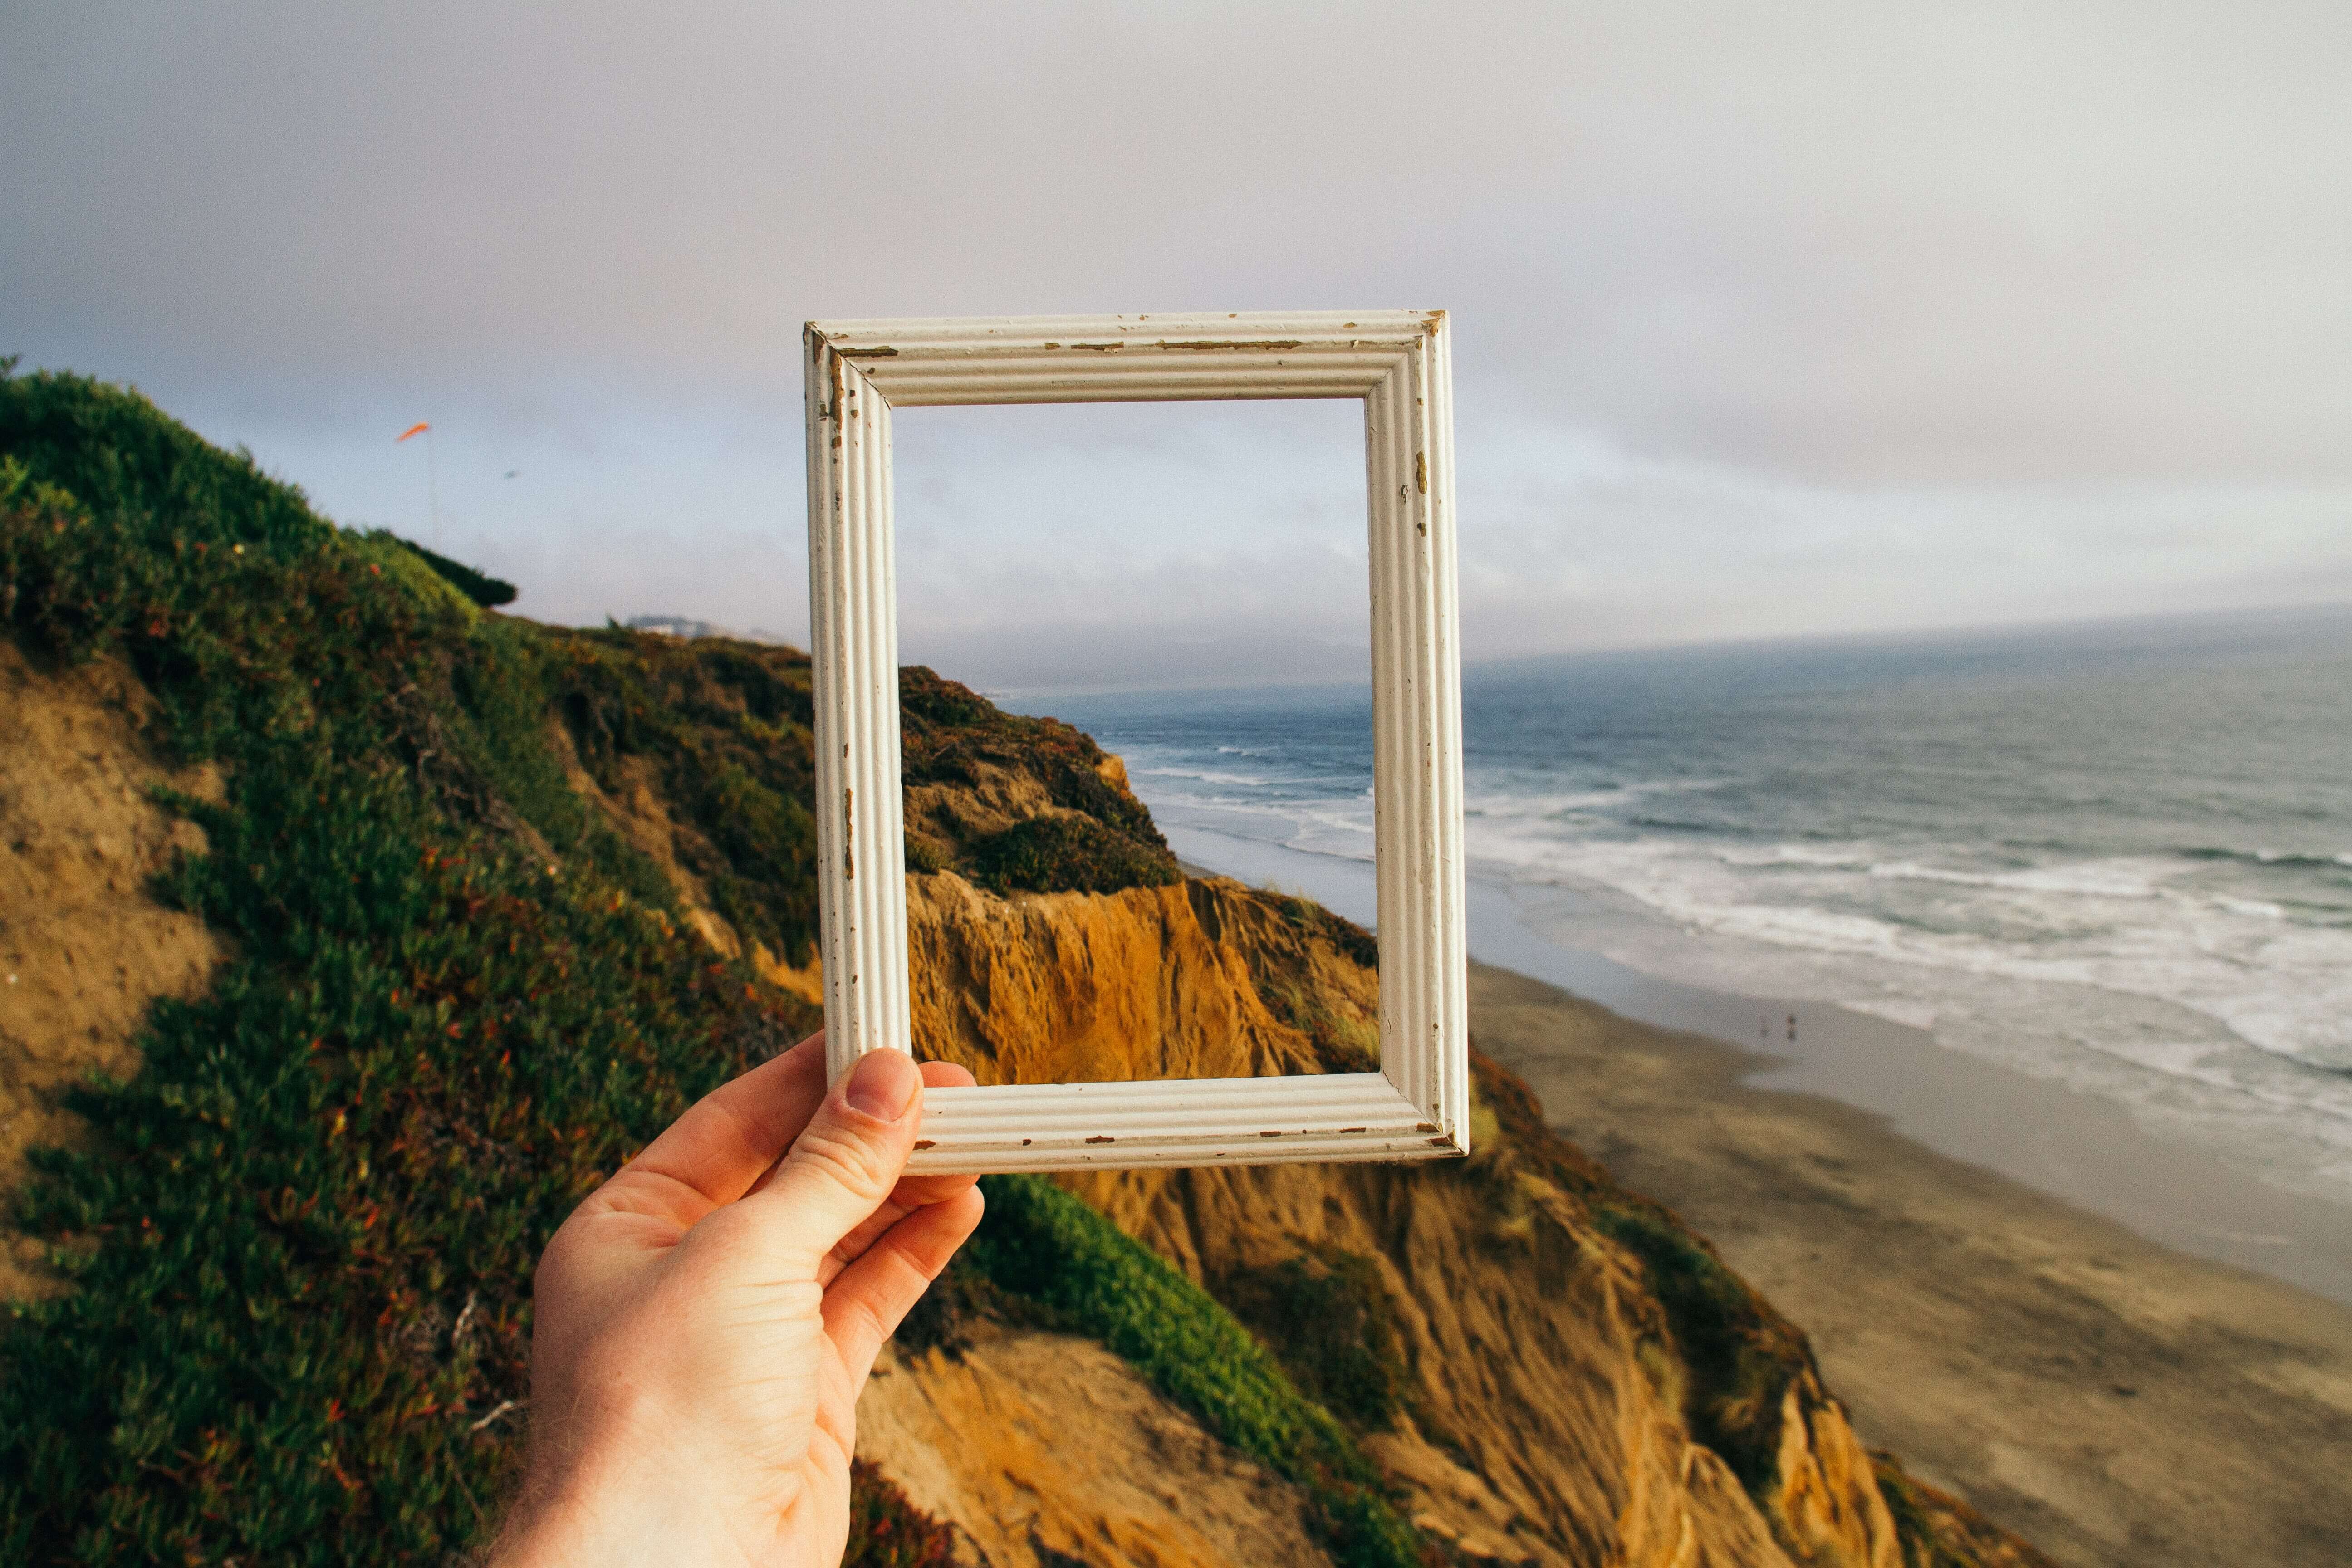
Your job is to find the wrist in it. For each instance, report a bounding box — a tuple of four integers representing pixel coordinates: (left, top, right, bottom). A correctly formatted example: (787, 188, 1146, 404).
(490, 1447, 740, 1568)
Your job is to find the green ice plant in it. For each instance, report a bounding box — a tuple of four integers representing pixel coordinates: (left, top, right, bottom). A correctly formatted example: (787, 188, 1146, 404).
(0, 368, 897, 1564)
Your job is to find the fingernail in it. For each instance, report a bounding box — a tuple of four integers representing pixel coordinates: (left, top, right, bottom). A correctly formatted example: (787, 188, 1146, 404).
(844, 1049, 919, 1122)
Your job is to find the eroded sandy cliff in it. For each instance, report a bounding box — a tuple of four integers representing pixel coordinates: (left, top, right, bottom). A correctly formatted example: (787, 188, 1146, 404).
(888, 869, 1906, 1568)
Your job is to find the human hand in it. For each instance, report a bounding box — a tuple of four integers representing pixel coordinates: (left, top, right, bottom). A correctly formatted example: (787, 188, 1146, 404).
(490, 1033, 981, 1568)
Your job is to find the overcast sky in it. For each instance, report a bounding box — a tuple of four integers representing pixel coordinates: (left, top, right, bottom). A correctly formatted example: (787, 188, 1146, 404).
(5, 2, 2348, 689)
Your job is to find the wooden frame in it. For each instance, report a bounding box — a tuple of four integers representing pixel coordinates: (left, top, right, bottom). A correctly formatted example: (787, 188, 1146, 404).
(804, 311, 1466, 1172)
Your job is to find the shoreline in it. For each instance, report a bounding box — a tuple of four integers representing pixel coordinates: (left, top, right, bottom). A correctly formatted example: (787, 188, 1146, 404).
(1166, 822, 2352, 1307)
(1167, 824, 2352, 1559)
(1466, 958, 2352, 1568)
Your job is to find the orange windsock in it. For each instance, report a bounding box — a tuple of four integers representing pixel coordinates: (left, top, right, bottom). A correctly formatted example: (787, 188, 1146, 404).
(396, 422, 431, 443)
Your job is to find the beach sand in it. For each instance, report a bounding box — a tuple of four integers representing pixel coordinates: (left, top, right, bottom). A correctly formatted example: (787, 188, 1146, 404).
(1470, 959, 2352, 1568)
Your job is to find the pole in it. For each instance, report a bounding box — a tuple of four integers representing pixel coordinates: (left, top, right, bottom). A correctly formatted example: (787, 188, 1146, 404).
(427, 426, 441, 552)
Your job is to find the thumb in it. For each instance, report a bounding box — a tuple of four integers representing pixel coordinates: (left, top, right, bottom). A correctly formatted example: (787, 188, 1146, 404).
(736, 1048, 925, 1277)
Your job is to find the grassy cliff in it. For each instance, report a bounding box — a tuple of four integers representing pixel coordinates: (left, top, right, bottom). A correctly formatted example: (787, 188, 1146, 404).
(0, 367, 1393, 1565)
(1, 369, 839, 1562)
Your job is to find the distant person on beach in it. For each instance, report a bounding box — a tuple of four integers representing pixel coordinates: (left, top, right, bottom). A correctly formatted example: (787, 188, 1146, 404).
(487, 1034, 980, 1568)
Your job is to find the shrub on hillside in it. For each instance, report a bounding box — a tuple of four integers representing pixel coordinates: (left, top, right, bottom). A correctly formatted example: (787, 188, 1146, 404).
(544, 623, 823, 968)
(843, 1460, 960, 1568)
(393, 535, 518, 608)
(966, 813, 1181, 897)
(1268, 889, 1380, 971)
(1215, 1248, 1407, 1431)
(899, 663, 1178, 894)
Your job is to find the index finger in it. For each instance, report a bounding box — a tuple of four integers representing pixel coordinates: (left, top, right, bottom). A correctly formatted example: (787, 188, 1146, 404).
(585, 1029, 829, 1230)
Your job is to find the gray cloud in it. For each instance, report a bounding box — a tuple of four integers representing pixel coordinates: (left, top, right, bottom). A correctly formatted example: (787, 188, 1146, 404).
(5, 1, 2348, 684)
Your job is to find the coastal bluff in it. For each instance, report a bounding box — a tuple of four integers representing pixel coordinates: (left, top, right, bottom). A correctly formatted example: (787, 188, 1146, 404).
(466, 637, 2043, 1566)
(0, 368, 2042, 1565)
(871, 867, 2032, 1568)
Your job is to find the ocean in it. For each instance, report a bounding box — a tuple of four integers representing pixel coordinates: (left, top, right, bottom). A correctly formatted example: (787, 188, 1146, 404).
(1017, 605, 2352, 1219)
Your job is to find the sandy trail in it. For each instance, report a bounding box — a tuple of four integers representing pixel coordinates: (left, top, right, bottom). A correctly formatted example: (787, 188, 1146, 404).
(0, 645, 225, 1298)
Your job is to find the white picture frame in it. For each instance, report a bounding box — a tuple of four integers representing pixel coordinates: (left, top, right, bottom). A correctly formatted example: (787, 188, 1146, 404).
(804, 311, 1466, 1172)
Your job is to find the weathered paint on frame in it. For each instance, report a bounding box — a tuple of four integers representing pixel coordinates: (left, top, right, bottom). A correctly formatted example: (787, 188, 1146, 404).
(804, 310, 1467, 1173)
